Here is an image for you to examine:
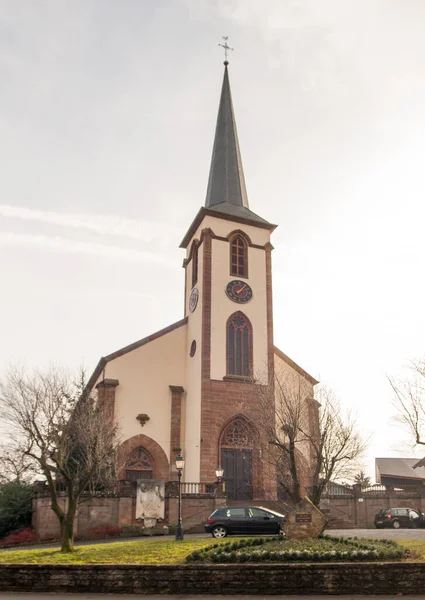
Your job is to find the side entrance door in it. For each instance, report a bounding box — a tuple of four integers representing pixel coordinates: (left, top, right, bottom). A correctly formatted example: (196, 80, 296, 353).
(221, 448, 253, 500)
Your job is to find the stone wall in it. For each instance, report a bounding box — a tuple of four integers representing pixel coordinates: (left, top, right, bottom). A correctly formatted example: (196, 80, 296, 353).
(1, 563, 425, 595)
(33, 493, 223, 540)
(320, 486, 425, 528)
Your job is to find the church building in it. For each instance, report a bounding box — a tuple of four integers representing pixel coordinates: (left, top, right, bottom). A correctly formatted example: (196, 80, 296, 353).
(88, 61, 318, 502)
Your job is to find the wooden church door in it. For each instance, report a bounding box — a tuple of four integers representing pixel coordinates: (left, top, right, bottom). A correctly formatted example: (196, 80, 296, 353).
(221, 448, 252, 500)
(220, 417, 254, 501)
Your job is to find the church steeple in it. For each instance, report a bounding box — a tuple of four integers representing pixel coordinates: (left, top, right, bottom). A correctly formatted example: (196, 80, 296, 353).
(205, 63, 249, 210)
(180, 58, 276, 249)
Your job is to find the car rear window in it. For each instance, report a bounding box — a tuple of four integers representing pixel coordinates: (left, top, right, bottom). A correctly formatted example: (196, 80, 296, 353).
(249, 508, 271, 518)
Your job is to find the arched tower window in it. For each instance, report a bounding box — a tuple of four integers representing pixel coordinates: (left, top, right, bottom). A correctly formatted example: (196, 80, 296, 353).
(230, 235, 248, 277)
(227, 312, 253, 377)
(191, 241, 199, 287)
(125, 446, 154, 482)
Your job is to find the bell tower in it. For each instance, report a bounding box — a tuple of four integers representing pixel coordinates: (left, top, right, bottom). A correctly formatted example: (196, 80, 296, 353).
(180, 59, 277, 499)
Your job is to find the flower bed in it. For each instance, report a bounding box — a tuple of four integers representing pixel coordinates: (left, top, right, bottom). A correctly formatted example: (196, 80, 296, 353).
(186, 535, 405, 563)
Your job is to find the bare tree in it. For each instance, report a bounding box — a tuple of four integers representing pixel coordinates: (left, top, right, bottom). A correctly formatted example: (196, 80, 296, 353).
(0, 366, 120, 552)
(308, 386, 366, 505)
(389, 358, 425, 448)
(0, 446, 37, 483)
(254, 372, 365, 506)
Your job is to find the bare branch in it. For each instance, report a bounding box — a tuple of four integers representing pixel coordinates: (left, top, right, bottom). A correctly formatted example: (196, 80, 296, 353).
(0, 365, 120, 552)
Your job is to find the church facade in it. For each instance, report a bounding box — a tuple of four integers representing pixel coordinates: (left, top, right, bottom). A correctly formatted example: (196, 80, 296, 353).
(88, 63, 318, 502)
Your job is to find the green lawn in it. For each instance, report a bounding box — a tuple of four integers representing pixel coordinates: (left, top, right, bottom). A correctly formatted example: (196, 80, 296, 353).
(0, 537, 423, 565)
(0, 538, 222, 565)
(398, 539, 425, 561)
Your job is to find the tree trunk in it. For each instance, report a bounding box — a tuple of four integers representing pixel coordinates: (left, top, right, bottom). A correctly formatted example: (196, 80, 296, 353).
(60, 496, 77, 553)
(310, 484, 324, 507)
(288, 439, 302, 504)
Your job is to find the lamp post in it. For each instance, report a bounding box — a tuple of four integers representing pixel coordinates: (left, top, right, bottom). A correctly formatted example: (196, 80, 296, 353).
(175, 454, 185, 541)
(215, 465, 224, 483)
(215, 465, 224, 495)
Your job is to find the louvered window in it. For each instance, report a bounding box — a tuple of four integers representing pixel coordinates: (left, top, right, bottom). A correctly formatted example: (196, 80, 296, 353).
(192, 242, 199, 287)
(230, 235, 247, 277)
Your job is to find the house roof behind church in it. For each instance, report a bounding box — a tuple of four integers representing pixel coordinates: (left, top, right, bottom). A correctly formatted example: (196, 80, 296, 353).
(376, 457, 425, 481)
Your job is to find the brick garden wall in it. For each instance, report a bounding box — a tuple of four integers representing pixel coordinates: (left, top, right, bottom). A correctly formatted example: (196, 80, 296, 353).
(320, 485, 425, 528)
(33, 493, 224, 540)
(2, 563, 425, 595)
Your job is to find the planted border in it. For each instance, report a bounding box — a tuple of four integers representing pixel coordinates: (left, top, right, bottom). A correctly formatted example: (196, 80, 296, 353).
(186, 535, 404, 563)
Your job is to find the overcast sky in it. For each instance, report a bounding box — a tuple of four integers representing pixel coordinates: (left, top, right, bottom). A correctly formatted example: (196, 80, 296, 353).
(1, 0, 425, 479)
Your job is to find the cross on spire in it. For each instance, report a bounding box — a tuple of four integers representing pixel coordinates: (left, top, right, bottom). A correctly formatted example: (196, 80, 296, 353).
(218, 36, 233, 64)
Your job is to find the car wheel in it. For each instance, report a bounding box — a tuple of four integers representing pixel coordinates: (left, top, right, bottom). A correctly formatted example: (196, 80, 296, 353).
(392, 520, 401, 529)
(212, 525, 228, 539)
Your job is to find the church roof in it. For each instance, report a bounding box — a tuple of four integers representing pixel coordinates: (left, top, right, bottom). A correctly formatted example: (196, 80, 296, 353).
(205, 63, 249, 211)
(274, 346, 319, 386)
(86, 318, 187, 391)
(180, 62, 276, 249)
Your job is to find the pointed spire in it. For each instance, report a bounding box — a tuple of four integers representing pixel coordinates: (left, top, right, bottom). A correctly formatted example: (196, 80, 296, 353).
(205, 63, 249, 210)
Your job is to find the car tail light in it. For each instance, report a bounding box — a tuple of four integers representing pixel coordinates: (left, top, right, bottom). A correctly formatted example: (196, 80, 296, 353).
(385, 514, 392, 519)
(206, 518, 215, 524)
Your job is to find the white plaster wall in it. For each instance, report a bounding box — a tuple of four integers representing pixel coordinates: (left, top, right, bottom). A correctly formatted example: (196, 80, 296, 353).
(101, 325, 187, 464)
(184, 241, 204, 482)
(210, 238, 269, 383)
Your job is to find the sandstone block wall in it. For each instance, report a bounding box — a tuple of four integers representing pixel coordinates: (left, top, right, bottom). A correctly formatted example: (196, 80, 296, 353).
(1, 563, 425, 595)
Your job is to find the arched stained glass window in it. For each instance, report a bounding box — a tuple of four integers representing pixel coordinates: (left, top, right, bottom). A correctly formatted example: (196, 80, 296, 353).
(230, 235, 248, 277)
(227, 312, 252, 377)
(220, 417, 253, 448)
(125, 447, 154, 482)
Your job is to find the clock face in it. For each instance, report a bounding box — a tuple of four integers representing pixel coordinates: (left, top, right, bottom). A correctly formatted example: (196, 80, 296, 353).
(189, 287, 199, 312)
(226, 280, 253, 303)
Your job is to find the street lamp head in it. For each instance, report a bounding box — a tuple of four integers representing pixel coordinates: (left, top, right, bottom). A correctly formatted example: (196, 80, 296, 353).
(215, 465, 224, 480)
(175, 454, 185, 471)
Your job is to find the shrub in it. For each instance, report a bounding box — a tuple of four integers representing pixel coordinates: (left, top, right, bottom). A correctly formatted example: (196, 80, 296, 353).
(185, 535, 404, 564)
(0, 481, 34, 538)
(0, 527, 37, 546)
(92, 526, 122, 538)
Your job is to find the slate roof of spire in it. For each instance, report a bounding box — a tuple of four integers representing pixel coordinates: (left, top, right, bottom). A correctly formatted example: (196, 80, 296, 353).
(204, 63, 274, 227)
(180, 62, 276, 248)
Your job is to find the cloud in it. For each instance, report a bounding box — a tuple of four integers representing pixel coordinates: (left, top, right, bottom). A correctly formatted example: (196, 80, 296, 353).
(0, 232, 175, 265)
(0, 204, 181, 243)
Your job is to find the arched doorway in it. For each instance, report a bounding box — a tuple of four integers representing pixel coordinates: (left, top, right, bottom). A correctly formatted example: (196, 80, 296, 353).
(219, 417, 256, 500)
(125, 446, 154, 482)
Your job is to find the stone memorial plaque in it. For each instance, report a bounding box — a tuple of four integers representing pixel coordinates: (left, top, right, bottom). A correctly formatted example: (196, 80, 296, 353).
(283, 496, 327, 540)
(295, 513, 312, 524)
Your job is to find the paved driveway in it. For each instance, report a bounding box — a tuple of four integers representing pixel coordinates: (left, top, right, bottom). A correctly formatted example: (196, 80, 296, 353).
(326, 527, 425, 539)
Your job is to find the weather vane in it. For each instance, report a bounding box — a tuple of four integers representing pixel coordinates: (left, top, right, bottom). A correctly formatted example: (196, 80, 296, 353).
(218, 36, 233, 63)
